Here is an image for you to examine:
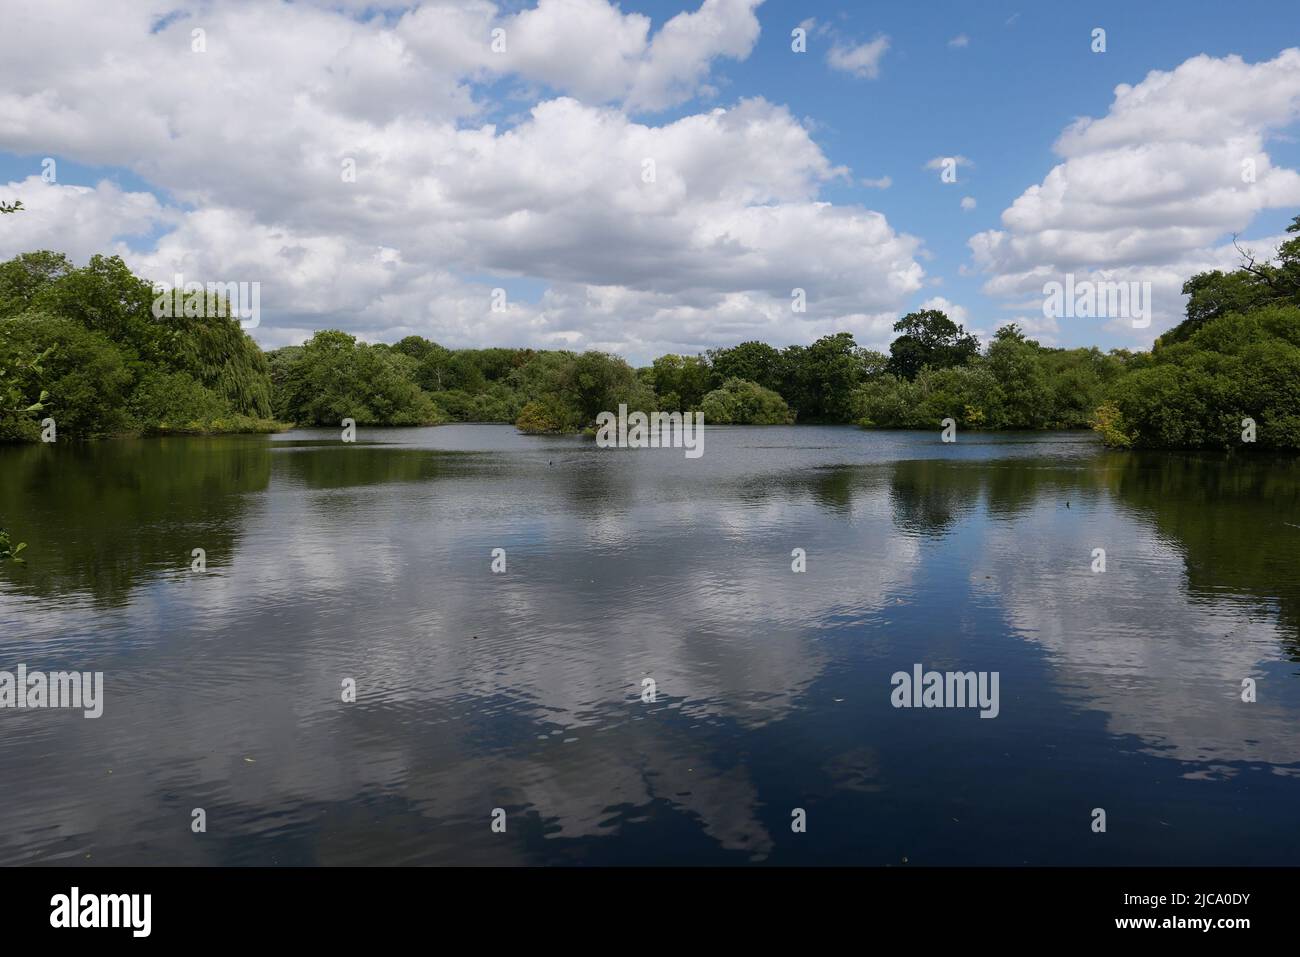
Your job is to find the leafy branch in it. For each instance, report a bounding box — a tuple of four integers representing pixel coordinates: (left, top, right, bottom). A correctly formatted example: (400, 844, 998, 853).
(0, 528, 26, 564)
(1, 346, 54, 414)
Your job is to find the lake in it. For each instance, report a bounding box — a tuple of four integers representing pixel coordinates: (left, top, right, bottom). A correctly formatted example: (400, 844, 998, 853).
(1, 425, 1298, 865)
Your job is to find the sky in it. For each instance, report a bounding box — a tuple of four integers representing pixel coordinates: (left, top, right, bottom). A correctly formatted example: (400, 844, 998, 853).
(2, 0, 1299, 362)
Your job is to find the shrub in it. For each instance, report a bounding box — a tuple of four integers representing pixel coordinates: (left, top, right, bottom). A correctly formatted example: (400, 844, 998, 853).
(699, 377, 794, 424)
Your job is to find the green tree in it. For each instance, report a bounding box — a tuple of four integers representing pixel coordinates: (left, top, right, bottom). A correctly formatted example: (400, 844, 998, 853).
(276, 330, 443, 426)
(27, 254, 156, 352)
(572, 352, 655, 421)
(1176, 269, 1270, 340)
(708, 341, 785, 393)
(1169, 216, 1300, 345)
(886, 309, 980, 380)
(392, 335, 439, 363)
(0, 251, 75, 318)
(650, 353, 713, 411)
(699, 378, 794, 424)
(986, 325, 1052, 429)
(515, 395, 579, 434)
(513, 351, 654, 433)
(855, 362, 1002, 429)
(785, 332, 872, 422)
(1103, 304, 1300, 449)
(0, 314, 133, 437)
(148, 289, 273, 418)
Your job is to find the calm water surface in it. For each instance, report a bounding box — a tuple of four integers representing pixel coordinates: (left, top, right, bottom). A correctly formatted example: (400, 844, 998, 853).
(1, 425, 1298, 865)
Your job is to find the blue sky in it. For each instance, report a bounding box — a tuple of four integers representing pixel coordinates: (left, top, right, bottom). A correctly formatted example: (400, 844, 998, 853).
(3, 0, 1299, 360)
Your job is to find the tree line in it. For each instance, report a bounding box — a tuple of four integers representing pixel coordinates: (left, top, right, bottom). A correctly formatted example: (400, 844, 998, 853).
(3, 216, 1300, 449)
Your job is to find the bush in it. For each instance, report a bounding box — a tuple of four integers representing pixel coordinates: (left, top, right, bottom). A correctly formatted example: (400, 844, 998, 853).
(699, 377, 794, 424)
(855, 364, 1002, 429)
(128, 370, 228, 430)
(515, 398, 571, 434)
(1090, 401, 1132, 448)
(431, 385, 520, 422)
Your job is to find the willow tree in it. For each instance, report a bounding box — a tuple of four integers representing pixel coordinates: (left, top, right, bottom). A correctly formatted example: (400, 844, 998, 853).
(150, 289, 273, 419)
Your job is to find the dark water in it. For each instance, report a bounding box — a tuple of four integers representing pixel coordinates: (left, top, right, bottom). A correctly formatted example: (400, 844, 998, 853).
(2, 425, 1298, 865)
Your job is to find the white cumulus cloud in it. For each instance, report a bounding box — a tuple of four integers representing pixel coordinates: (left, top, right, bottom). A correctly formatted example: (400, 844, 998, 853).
(970, 48, 1300, 344)
(0, 0, 927, 361)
